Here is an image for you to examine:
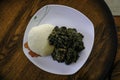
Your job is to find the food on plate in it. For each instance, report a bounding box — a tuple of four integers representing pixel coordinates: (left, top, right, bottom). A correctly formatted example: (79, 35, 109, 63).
(24, 42, 40, 57)
(24, 24, 85, 65)
(27, 24, 55, 56)
(48, 26, 85, 65)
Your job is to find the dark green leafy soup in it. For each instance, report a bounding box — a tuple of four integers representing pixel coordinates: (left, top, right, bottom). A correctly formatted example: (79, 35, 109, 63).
(48, 26, 85, 65)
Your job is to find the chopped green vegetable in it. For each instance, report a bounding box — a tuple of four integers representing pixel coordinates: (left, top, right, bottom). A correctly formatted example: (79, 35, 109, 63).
(48, 26, 85, 65)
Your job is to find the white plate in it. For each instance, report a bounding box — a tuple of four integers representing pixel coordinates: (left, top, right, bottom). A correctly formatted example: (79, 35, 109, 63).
(23, 4, 94, 75)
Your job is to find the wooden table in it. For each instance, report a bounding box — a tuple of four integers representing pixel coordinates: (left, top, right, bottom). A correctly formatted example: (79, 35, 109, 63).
(0, 0, 119, 80)
(110, 17, 120, 80)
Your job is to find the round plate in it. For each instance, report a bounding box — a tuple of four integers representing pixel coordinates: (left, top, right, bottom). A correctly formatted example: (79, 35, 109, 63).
(23, 4, 94, 75)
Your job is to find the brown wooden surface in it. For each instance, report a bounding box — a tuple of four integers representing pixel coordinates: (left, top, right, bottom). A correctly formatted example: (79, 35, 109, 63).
(0, 0, 118, 80)
(110, 17, 120, 80)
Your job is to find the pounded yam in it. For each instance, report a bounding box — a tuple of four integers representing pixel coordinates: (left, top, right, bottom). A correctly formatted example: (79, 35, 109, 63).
(28, 24, 55, 56)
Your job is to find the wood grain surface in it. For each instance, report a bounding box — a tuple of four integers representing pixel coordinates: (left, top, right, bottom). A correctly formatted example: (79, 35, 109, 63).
(110, 16, 120, 80)
(0, 0, 118, 80)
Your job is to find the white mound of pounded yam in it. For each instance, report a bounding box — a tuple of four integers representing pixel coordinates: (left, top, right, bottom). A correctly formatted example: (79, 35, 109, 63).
(28, 24, 55, 56)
